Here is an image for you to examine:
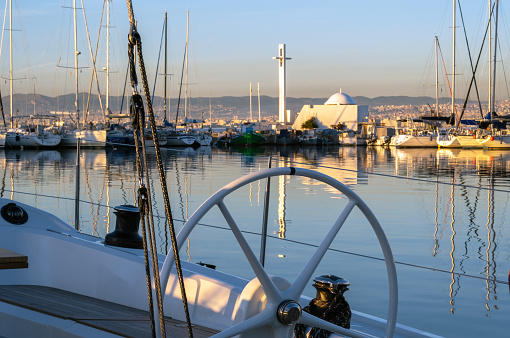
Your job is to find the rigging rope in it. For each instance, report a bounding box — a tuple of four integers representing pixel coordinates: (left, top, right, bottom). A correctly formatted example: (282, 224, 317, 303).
(125, 1, 193, 337)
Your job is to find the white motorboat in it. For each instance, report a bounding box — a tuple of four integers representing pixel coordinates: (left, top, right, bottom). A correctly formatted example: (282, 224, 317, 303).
(5, 126, 61, 148)
(0, 167, 441, 338)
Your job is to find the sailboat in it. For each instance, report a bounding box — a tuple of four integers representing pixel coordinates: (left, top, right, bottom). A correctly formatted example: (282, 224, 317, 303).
(59, 0, 106, 148)
(438, 0, 499, 149)
(454, 0, 495, 149)
(436, 0, 463, 149)
(178, 11, 211, 147)
(3, 0, 60, 149)
(393, 37, 443, 148)
(482, 1, 510, 148)
(159, 11, 198, 148)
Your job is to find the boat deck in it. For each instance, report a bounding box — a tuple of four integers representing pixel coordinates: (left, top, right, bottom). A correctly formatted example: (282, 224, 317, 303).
(0, 285, 218, 337)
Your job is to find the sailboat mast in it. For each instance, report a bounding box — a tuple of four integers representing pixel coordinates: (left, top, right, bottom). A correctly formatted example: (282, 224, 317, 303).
(164, 12, 167, 122)
(106, 0, 110, 115)
(435, 36, 439, 117)
(258, 82, 261, 121)
(489, 0, 492, 114)
(250, 82, 252, 120)
(74, 0, 80, 126)
(184, 11, 189, 126)
(9, 0, 12, 128)
(491, 0, 499, 114)
(451, 0, 456, 120)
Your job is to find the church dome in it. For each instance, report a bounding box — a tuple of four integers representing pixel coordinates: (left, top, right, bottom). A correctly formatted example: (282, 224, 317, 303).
(324, 89, 356, 105)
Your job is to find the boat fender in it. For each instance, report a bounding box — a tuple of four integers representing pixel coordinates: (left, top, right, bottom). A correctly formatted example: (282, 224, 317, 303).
(105, 205, 143, 249)
(294, 275, 351, 337)
(490, 136, 495, 141)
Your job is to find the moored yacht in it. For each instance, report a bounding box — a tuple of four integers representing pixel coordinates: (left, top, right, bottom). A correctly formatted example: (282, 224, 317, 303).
(5, 126, 61, 148)
(59, 129, 107, 148)
(392, 130, 438, 148)
(436, 129, 461, 148)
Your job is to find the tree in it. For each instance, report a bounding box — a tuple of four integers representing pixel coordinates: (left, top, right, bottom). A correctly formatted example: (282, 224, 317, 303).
(301, 116, 318, 129)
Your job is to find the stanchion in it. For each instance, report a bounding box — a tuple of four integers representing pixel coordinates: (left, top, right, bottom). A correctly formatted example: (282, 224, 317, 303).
(259, 156, 272, 267)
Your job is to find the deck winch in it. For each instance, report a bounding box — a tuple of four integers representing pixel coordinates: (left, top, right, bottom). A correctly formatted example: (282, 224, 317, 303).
(295, 274, 351, 338)
(105, 205, 143, 249)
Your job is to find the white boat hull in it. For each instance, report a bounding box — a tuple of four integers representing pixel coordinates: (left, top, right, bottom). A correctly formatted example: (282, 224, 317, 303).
(0, 196, 440, 338)
(5, 131, 61, 148)
(60, 130, 107, 148)
(456, 135, 491, 148)
(437, 134, 461, 148)
(393, 134, 438, 148)
(165, 134, 197, 146)
(483, 134, 510, 149)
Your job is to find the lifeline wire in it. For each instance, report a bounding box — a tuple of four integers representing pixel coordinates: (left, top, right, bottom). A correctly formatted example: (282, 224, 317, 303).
(5, 151, 509, 288)
(7, 187, 508, 286)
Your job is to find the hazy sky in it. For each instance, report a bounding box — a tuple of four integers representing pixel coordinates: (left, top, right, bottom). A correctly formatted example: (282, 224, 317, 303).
(1, 0, 507, 101)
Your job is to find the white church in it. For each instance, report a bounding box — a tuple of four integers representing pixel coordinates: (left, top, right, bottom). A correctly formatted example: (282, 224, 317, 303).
(291, 90, 368, 132)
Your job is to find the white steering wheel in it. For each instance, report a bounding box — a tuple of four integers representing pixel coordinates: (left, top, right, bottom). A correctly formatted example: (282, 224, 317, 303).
(160, 167, 397, 338)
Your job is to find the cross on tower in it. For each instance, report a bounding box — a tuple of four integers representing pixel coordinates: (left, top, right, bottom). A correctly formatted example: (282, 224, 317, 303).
(272, 44, 291, 124)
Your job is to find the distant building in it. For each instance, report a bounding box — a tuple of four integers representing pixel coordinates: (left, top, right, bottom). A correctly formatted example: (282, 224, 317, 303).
(292, 90, 368, 132)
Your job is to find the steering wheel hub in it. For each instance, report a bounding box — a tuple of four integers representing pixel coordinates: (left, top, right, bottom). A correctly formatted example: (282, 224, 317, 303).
(277, 300, 302, 326)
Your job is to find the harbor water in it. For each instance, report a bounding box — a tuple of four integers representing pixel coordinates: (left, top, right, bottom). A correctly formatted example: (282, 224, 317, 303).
(2, 145, 509, 337)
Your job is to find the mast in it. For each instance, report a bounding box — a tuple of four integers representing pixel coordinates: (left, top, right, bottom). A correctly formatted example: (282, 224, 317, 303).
(258, 82, 261, 121)
(9, 0, 12, 128)
(164, 12, 167, 122)
(491, 0, 499, 114)
(451, 0, 456, 120)
(435, 36, 439, 117)
(489, 0, 492, 114)
(184, 11, 189, 127)
(249, 82, 252, 120)
(73, 0, 80, 127)
(105, 0, 110, 115)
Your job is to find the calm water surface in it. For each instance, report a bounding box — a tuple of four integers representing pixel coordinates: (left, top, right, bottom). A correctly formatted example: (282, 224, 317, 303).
(2, 145, 509, 338)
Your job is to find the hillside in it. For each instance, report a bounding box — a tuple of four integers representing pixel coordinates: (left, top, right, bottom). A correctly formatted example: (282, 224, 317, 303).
(1, 93, 471, 121)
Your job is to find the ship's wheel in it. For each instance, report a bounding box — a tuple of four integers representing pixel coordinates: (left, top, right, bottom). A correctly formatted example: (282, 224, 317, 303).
(160, 167, 397, 338)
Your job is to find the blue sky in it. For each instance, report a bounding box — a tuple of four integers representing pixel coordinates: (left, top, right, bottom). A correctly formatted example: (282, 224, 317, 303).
(1, 0, 507, 101)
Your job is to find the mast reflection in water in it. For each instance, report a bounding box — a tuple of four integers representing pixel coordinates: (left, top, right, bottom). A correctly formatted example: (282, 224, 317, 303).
(0, 145, 509, 338)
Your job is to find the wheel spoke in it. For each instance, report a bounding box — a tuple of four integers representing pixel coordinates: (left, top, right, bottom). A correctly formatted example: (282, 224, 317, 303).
(217, 200, 281, 302)
(209, 308, 273, 338)
(300, 312, 371, 338)
(287, 200, 356, 299)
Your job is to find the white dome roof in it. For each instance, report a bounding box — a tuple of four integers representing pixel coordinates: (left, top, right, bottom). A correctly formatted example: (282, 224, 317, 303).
(324, 89, 356, 105)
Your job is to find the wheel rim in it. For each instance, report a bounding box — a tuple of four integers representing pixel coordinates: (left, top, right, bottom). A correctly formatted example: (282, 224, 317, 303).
(160, 167, 398, 338)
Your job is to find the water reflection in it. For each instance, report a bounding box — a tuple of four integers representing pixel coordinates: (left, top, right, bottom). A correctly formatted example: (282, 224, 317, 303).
(1, 146, 510, 337)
